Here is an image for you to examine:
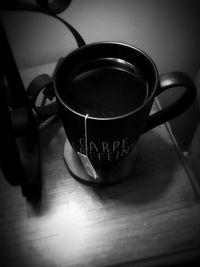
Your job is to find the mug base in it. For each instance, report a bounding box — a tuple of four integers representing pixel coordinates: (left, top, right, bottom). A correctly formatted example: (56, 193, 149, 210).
(63, 139, 138, 185)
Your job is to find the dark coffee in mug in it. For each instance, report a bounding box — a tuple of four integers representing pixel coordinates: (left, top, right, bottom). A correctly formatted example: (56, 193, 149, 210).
(63, 58, 149, 118)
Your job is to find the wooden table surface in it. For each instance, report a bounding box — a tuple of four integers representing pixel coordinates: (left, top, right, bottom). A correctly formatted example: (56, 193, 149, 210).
(1, 64, 200, 267)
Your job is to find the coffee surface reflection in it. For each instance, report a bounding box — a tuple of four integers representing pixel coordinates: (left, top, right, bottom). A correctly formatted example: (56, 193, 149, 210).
(64, 58, 149, 118)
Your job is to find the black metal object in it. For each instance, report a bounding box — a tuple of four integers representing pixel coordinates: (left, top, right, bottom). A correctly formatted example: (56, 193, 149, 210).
(0, 19, 41, 200)
(0, 0, 84, 200)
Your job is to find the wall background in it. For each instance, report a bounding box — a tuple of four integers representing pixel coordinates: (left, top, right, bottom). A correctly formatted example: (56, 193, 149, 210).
(1, 0, 200, 150)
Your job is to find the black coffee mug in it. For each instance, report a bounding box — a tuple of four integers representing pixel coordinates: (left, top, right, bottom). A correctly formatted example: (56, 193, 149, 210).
(54, 42, 196, 184)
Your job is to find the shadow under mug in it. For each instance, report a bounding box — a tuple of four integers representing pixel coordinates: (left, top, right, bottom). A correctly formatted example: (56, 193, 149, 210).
(54, 42, 196, 184)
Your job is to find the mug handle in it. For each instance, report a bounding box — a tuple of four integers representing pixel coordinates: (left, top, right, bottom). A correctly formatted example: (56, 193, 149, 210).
(143, 71, 197, 132)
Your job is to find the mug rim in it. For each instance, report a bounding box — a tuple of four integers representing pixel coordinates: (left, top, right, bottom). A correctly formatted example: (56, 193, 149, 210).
(54, 41, 159, 121)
